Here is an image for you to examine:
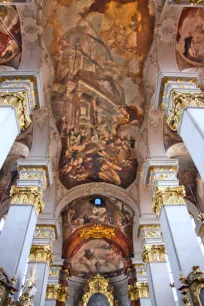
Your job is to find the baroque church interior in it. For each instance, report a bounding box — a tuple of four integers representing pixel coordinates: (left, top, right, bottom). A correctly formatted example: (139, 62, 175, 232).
(0, 0, 204, 305)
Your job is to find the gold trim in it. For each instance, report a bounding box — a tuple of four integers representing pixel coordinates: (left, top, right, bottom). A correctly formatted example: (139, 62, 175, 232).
(81, 274, 114, 306)
(29, 245, 53, 265)
(152, 186, 186, 216)
(0, 91, 31, 131)
(129, 282, 149, 301)
(167, 91, 204, 132)
(80, 225, 116, 240)
(137, 224, 160, 239)
(46, 284, 60, 300)
(10, 185, 44, 215)
(142, 244, 166, 263)
(57, 286, 68, 303)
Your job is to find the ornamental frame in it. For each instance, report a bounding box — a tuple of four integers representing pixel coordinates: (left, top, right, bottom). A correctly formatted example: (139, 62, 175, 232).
(81, 274, 115, 306)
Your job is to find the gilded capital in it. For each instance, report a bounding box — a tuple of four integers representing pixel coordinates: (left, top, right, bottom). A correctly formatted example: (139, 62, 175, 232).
(0, 91, 31, 131)
(29, 245, 53, 265)
(10, 185, 44, 215)
(128, 283, 149, 301)
(46, 284, 60, 300)
(142, 244, 166, 263)
(167, 91, 204, 132)
(152, 186, 186, 216)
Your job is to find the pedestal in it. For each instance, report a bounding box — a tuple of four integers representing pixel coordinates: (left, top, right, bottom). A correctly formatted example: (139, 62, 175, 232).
(0, 106, 19, 169)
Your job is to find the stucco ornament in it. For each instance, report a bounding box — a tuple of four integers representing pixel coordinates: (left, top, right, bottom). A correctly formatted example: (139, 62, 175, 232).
(157, 18, 177, 44)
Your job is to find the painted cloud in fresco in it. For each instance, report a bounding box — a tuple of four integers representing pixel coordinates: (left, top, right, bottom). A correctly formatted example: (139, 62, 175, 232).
(62, 196, 133, 241)
(0, 6, 22, 68)
(71, 239, 125, 278)
(45, 0, 155, 189)
(176, 8, 204, 70)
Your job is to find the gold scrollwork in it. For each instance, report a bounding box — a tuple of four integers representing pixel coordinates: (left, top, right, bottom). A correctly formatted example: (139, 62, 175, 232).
(142, 244, 166, 263)
(46, 284, 68, 302)
(80, 225, 116, 240)
(29, 245, 53, 265)
(10, 185, 44, 215)
(167, 91, 204, 132)
(0, 91, 31, 131)
(81, 274, 114, 306)
(152, 186, 186, 216)
(128, 282, 149, 301)
(46, 284, 60, 300)
(176, 0, 204, 4)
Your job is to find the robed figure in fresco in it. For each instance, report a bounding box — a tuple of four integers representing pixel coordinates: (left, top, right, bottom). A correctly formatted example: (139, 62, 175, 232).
(52, 19, 143, 190)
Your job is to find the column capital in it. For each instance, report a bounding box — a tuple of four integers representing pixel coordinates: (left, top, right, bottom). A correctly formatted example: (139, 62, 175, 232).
(152, 186, 186, 216)
(57, 285, 68, 303)
(29, 244, 53, 265)
(17, 157, 53, 190)
(155, 71, 198, 110)
(143, 158, 179, 189)
(167, 91, 204, 132)
(34, 225, 57, 245)
(0, 91, 31, 131)
(10, 185, 44, 215)
(128, 282, 150, 301)
(46, 284, 61, 300)
(142, 244, 166, 264)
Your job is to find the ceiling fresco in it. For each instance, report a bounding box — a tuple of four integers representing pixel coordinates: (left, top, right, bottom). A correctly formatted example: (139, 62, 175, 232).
(62, 196, 134, 241)
(70, 239, 125, 278)
(0, 6, 22, 68)
(176, 8, 204, 70)
(45, 0, 155, 190)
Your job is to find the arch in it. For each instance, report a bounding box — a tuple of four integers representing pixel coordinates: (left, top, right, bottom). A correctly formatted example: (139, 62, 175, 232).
(63, 224, 133, 258)
(54, 182, 140, 219)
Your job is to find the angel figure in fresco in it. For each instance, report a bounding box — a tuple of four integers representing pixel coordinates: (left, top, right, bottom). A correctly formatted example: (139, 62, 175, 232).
(0, 6, 22, 67)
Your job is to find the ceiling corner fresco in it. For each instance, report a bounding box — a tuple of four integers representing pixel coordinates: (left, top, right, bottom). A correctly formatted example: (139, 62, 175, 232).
(45, 0, 155, 190)
(0, 5, 22, 69)
(176, 8, 204, 70)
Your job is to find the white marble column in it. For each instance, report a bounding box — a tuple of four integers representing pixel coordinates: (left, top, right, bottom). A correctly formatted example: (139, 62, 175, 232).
(144, 159, 204, 306)
(26, 224, 57, 306)
(0, 90, 32, 170)
(0, 184, 44, 291)
(28, 244, 53, 306)
(0, 158, 52, 296)
(179, 107, 204, 180)
(137, 219, 176, 306)
(155, 72, 204, 181)
(0, 106, 19, 169)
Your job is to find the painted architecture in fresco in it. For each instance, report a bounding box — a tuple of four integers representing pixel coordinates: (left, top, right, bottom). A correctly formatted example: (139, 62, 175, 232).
(0, 6, 22, 68)
(48, 0, 155, 190)
(176, 8, 204, 70)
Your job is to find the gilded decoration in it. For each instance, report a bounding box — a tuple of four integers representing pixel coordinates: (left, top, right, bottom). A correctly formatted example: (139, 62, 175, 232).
(128, 283, 149, 301)
(46, 284, 61, 300)
(0, 267, 16, 306)
(81, 274, 114, 306)
(34, 225, 56, 241)
(80, 225, 116, 240)
(142, 245, 166, 263)
(57, 286, 68, 303)
(29, 245, 53, 265)
(137, 224, 160, 239)
(198, 213, 204, 238)
(10, 185, 44, 215)
(0, 91, 31, 131)
(19, 167, 48, 191)
(152, 186, 186, 216)
(178, 266, 204, 306)
(167, 91, 204, 132)
(176, 0, 204, 4)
